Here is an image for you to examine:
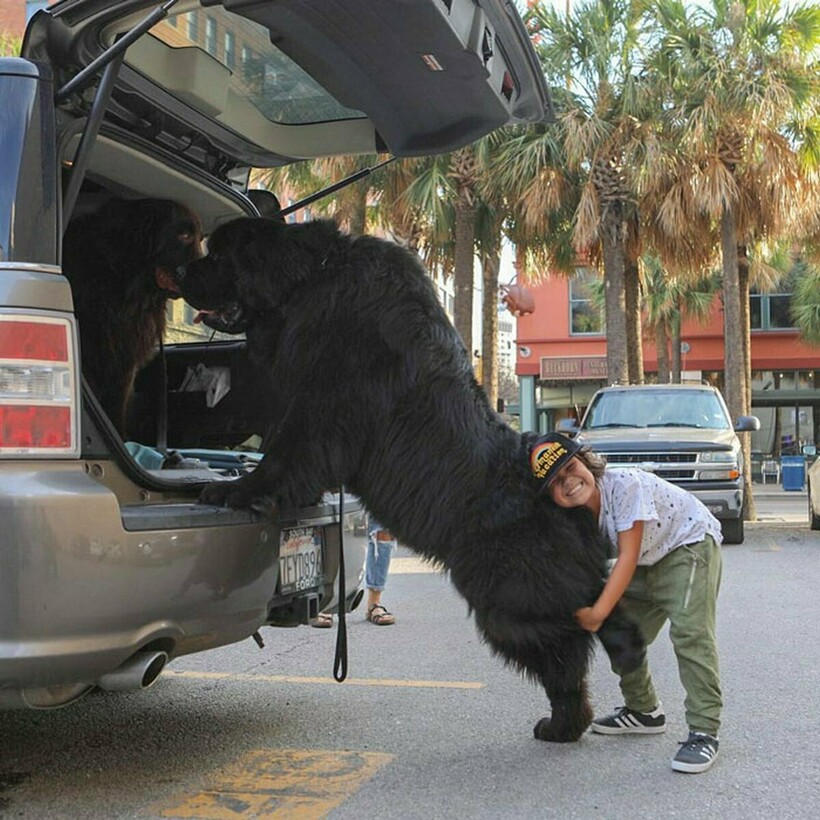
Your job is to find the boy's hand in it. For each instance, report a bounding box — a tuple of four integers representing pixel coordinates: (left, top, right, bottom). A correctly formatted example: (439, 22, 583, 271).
(575, 606, 604, 633)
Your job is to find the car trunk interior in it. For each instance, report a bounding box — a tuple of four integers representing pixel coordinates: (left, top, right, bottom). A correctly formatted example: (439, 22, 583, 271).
(60, 127, 272, 495)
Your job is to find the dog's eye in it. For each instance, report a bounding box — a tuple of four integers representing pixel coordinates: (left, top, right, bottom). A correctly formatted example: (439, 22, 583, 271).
(178, 231, 195, 245)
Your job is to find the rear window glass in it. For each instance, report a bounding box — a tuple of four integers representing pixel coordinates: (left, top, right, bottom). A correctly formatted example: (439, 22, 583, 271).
(134, 6, 366, 126)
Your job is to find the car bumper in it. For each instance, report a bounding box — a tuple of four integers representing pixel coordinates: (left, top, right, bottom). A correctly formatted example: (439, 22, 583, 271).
(0, 462, 365, 705)
(684, 483, 744, 520)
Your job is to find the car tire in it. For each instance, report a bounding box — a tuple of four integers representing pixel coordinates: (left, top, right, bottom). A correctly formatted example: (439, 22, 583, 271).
(721, 517, 744, 544)
(809, 483, 820, 531)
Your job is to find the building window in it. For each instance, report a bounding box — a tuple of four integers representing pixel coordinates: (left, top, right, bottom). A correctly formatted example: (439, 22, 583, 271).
(569, 268, 604, 335)
(205, 16, 217, 56)
(186, 12, 199, 43)
(750, 288, 795, 330)
(241, 46, 253, 82)
(224, 31, 235, 70)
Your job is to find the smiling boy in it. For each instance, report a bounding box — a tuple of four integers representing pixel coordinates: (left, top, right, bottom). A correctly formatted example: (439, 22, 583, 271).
(530, 433, 724, 773)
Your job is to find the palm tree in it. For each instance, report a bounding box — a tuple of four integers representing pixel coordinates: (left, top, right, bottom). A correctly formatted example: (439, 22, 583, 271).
(525, 0, 656, 385)
(646, 0, 820, 520)
(645, 0, 820, 420)
(0, 33, 21, 57)
(643, 255, 720, 383)
(789, 258, 820, 344)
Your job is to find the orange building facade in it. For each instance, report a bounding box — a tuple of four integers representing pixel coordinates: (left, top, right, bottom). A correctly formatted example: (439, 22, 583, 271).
(514, 273, 820, 459)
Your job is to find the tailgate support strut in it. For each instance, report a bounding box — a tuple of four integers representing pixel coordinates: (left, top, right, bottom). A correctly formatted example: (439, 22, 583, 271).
(58, 0, 180, 224)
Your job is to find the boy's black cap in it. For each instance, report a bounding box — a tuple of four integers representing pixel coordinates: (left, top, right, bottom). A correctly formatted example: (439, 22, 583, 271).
(529, 433, 582, 493)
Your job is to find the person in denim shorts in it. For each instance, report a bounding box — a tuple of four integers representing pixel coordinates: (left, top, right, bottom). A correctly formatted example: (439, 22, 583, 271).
(363, 516, 396, 625)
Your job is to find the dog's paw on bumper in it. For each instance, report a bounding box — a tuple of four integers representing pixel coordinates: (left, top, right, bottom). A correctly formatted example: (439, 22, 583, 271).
(198, 480, 270, 511)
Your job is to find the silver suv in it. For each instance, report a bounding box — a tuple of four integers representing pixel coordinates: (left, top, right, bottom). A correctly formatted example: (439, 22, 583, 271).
(0, 0, 548, 709)
(558, 384, 760, 544)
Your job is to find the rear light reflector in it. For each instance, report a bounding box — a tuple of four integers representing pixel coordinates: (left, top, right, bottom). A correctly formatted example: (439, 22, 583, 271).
(0, 315, 78, 456)
(0, 321, 69, 361)
(0, 405, 72, 448)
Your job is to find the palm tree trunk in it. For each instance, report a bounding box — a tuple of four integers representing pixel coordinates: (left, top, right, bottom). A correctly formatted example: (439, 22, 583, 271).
(738, 249, 756, 521)
(602, 209, 629, 384)
(453, 197, 477, 354)
(348, 184, 367, 237)
(656, 320, 670, 384)
(720, 208, 745, 419)
(481, 251, 501, 409)
(671, 303, 682, 383)
(625, 258, 644, 384)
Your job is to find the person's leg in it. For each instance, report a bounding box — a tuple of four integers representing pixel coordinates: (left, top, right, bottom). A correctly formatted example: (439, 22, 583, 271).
(659, 536, 723, 736)
(365, 532, 395, 624)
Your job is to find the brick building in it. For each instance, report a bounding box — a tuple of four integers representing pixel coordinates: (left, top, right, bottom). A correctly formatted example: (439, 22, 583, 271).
(515, 271, 820, 459)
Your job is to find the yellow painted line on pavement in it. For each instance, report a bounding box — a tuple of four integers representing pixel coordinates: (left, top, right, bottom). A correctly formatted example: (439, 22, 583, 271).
(156, 748, 394, 819)
(164, 670, 483, 690)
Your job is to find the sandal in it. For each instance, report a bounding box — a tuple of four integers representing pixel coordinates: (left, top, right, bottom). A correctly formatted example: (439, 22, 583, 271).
(309, 612, 333, 629)
(365, 603, 395, 626)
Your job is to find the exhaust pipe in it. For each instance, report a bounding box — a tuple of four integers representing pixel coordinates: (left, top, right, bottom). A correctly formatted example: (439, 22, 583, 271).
(97, 650, 168, 691)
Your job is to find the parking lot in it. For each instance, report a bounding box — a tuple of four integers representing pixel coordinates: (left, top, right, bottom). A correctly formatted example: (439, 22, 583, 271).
(1, 488, 818, 820)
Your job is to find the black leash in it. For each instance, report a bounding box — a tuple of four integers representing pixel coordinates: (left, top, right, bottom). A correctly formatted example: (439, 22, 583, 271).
(333, 486, 348, 682)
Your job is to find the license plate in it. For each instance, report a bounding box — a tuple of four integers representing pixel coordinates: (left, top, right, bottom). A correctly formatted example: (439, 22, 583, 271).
(278, 526, 324, 594)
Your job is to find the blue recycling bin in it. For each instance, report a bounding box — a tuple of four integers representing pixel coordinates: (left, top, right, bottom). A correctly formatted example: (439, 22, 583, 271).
(780, 455, 806, 491)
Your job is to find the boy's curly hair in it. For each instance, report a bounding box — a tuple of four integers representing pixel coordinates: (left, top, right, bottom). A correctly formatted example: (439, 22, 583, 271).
(576, 446, 607, 480)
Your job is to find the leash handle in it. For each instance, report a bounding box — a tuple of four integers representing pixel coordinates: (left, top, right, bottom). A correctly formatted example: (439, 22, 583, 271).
(333, 486, 348, 682)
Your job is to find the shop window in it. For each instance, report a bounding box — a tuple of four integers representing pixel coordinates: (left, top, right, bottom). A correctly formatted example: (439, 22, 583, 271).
(569, 268, 604, 335)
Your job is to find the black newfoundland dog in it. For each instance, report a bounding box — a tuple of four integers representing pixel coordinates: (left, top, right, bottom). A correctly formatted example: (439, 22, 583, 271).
(174, 217, 643, 742)
(62, 198, 203, 436)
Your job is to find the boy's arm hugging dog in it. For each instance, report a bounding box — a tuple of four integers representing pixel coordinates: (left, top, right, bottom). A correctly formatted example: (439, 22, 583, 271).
(172, 216, 645, 743)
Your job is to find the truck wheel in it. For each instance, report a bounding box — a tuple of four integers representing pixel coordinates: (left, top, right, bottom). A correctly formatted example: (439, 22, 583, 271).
(721, 517, 744, 544)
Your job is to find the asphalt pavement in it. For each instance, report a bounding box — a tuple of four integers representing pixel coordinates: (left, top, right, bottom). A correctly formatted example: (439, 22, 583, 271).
(1, 489, 818, 820)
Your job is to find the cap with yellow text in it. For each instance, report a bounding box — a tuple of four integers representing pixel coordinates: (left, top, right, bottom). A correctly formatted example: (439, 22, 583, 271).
(529, 433, 582, 494)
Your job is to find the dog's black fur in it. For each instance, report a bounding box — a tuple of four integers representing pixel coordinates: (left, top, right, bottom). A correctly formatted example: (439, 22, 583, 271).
(175, 217, 644, 742)
(62, 198, 203, 436)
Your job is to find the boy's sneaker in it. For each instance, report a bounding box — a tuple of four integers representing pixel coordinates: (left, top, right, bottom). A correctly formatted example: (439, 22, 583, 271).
(671, 732, 719, 773)
(591, 704, 666, 734)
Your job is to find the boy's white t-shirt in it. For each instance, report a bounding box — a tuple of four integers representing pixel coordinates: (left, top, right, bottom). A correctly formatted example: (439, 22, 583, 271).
(598, 468, 723, 566)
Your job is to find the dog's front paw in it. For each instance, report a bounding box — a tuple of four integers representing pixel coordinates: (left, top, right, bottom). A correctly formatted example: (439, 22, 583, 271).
(533, 717, 579, 743)
(199, 480, 255, 509)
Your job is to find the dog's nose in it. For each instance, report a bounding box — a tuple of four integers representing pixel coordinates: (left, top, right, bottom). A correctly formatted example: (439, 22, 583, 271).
(175, 265, 188, 282)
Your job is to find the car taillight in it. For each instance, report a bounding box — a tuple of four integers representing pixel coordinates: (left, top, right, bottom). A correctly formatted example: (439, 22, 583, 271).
(0, 315, 78, 456)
